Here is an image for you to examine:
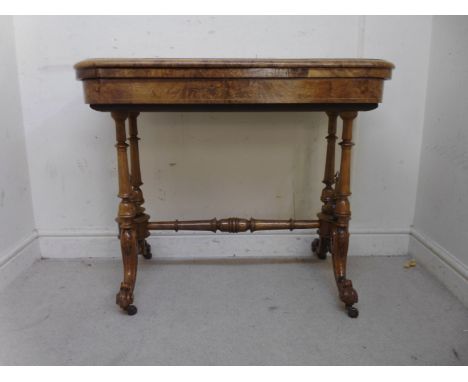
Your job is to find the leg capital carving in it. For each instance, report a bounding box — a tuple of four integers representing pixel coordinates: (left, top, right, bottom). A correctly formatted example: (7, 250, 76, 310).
(339, 110, 358, 120)
(117, 200, 137, 223)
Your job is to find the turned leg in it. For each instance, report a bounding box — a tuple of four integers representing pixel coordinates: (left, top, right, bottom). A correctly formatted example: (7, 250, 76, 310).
(312, 111, 338, 260)
(331, 111, 359, 318)
(113, 111, 139, 316)
(128, 112, 152, 260)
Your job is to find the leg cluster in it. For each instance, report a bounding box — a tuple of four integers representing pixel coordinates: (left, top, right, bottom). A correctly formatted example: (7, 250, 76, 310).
(313, 111, 359, 318)
(111, 110, 360, 318)
(113, 112, 151, 316)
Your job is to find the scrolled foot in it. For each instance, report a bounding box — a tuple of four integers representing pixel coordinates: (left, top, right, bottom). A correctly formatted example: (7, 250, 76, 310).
(127, 305, 138, 316)
(311, 238, 327, 260)
(337, 278, 359, 318)
(346, 305, 359, 318)
(116, 284, 133, 311)
(337, 278, 358, 306)
(141, 240, 152, 260)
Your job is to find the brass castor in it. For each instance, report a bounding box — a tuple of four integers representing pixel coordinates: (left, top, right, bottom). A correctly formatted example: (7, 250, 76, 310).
(311, 238, 327, 260)
(142, 241, 152, 260)
(127, 305, 138, 316)
(346, 305, 359, 318)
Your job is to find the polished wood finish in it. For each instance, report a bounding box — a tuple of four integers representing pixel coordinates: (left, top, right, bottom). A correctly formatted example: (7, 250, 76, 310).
(147, 218, 319, 233)
(333, 112, 359, 317)
(75, 58, 394, 318)
(74, 57, 394, 69)
(75, 58, 393, 106)
(128, 113, 152, 260)
(80, 78, 384, 105)
(313, 111, 339, 260)
(111, 111, 138, 314)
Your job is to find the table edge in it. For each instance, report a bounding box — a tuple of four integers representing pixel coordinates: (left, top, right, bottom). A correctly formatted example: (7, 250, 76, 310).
(74, 58, 395, 70)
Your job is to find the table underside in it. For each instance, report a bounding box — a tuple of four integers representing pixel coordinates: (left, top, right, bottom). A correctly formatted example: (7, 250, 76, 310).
(90, 103, 378, 112)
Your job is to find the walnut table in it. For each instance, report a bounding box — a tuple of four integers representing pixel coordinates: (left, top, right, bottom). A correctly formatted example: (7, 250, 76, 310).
(74, 58, 394, 318)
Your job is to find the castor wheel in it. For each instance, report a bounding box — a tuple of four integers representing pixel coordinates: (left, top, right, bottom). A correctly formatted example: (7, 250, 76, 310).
(346, 305, 359, 318)
(311, 238, 327, 260)
(142, 241, 152, 260)
(127, 305, 138, 316)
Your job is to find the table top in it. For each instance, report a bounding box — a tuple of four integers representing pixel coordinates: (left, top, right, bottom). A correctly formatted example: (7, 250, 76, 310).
(75, 58, 394, 69)
(74, 58, 394, 110)
(75, 58, 393, 79)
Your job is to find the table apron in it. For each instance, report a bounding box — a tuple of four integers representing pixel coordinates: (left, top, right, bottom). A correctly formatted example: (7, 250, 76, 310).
(82, 78, 384, 105)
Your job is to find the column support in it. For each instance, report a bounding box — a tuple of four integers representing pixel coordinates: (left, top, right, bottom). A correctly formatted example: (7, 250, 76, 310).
(128, 112, 152, 260)
(331, 111, 359, 318)
(112, 111, 139, 316)
(312, 111, 338, 259)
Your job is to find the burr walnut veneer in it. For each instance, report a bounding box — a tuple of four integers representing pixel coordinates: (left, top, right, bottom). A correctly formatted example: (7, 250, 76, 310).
(75, 58, 394, 318)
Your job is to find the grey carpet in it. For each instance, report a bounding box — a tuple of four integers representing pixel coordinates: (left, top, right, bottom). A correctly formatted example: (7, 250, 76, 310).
(0, 256, 466, 365)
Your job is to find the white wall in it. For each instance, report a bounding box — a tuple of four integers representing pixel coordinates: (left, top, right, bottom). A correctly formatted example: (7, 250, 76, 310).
(3, 14, 466, 303)
(12, 16, 432, 258)
(0, 16, 39, 287)
(410, 16, 468, 306)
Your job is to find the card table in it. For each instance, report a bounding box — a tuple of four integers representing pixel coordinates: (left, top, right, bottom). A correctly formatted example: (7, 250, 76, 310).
(75, 58, 394, 317)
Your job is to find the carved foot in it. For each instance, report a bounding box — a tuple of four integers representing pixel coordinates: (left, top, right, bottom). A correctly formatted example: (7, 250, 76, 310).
(337, 278, 359, 318)
(139, 239, 152, 260)
(311, 238, 328, 260)
(116, 284, 137, 315)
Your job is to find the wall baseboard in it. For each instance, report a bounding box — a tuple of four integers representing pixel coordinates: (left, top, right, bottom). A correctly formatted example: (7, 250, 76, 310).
(6, 229, 467, 309)
(38, 228, 409, 260)
(409, 229, 468, 308)
(0, 232, 40, 290)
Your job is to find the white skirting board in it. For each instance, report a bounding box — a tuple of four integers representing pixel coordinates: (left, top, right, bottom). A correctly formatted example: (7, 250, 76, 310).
(409, 229, 468, 308)
(38, 229, 410, 260)
(4, 229, 467, 309)
(0, 232, 40, 290)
